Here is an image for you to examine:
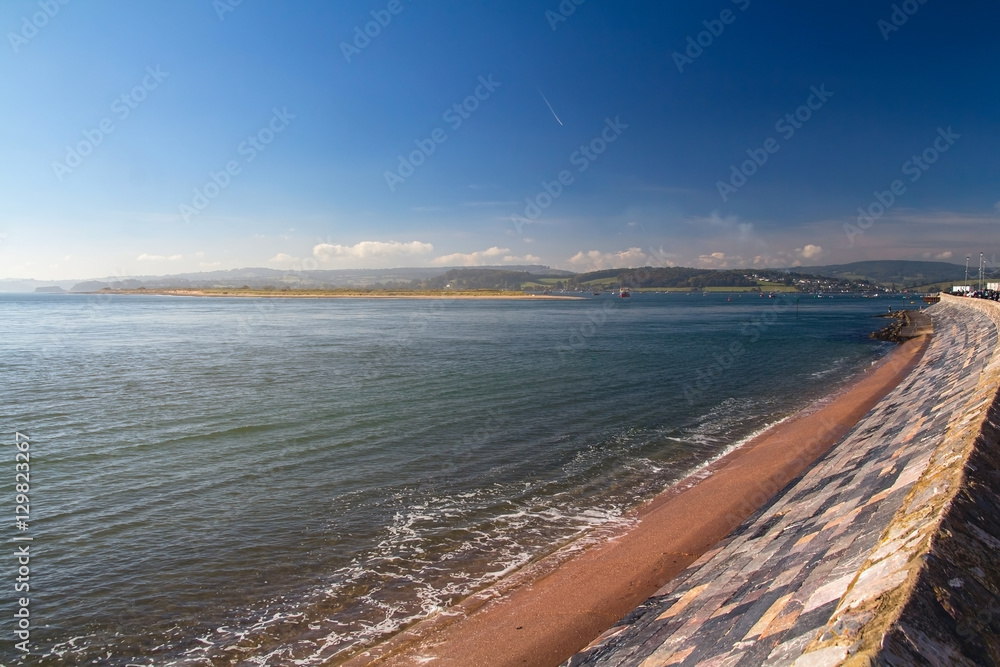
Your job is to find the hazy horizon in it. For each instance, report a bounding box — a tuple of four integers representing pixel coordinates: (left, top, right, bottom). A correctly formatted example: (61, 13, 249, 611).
(2, 258, 979, 293)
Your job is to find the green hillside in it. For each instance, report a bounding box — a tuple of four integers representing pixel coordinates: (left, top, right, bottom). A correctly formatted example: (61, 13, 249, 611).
(798, 261, 969, 288)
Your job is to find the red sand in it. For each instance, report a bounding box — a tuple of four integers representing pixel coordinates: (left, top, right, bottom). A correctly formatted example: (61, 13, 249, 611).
(345, 335, 930, 667)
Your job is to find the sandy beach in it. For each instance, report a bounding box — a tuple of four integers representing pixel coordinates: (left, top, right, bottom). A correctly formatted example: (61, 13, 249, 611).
(344, 333, 931, 667)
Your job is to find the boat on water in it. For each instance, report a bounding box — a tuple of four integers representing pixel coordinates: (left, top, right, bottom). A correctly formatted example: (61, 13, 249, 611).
(593, 290, 601, 296)
(619, 287, 631, 298)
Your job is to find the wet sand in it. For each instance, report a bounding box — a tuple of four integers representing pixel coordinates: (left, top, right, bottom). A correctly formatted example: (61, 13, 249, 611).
(345, 334, 931, 667)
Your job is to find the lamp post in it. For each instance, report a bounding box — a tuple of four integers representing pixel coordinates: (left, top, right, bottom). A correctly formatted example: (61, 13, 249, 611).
(980, 252, 984, 292)
(966, 255, 970, 287)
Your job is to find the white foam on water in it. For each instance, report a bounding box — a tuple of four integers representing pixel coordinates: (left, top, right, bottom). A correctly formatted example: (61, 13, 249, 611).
(37, 405, 801, 667)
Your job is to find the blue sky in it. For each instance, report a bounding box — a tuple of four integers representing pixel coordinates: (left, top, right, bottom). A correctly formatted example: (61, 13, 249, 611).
(1, 0, 998, 280)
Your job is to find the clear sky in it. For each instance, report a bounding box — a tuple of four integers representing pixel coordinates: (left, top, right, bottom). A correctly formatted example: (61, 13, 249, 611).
(2, 0, 998, 280)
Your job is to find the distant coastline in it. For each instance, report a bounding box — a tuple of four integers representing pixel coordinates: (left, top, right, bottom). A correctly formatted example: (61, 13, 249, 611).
(86, 287, 583, 300)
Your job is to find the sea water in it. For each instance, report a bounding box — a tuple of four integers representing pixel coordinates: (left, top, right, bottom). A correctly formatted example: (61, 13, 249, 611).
(0, 292, 906, 664)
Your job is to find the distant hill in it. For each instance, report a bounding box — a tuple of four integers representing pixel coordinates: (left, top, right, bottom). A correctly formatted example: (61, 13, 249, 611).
(60, 265, 574, 292)
(568, 267, 759, 289)
(424, 269, 536, 290)
(0, 278, 78, 293)
(6, 261, 977, 294)
(797, 261, 971, 288)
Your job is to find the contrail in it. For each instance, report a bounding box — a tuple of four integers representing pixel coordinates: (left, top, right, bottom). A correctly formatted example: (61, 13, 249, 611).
(538, 89, 564, 126)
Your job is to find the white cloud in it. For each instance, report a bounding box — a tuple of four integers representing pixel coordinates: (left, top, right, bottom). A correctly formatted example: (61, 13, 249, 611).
(567, 248, 649, 272)
(273, 243, 534, 270)
(711, 215, 736, 228)
(431, 246, 510, 266)
(267, 253, 300, 267)
(646, 246, 678, 267)
(752, 253, 794, 267)
(797, 244, 823, 260)
(698, 252, 730, 268)
(137, 253, 182, 261)
(313, 240, 434, 263)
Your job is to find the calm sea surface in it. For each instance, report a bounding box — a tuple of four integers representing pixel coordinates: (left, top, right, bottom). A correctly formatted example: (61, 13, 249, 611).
(0, 292, 911, 664)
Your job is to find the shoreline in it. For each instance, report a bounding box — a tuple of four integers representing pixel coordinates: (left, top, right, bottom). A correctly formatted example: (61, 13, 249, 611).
(81, 289, 583, 300)
(345, 334, 931, 667)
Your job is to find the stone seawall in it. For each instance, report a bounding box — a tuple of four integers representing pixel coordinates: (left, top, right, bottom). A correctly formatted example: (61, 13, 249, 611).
(812, 295, 1000, 666)
(568, 295, 1000, 667)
